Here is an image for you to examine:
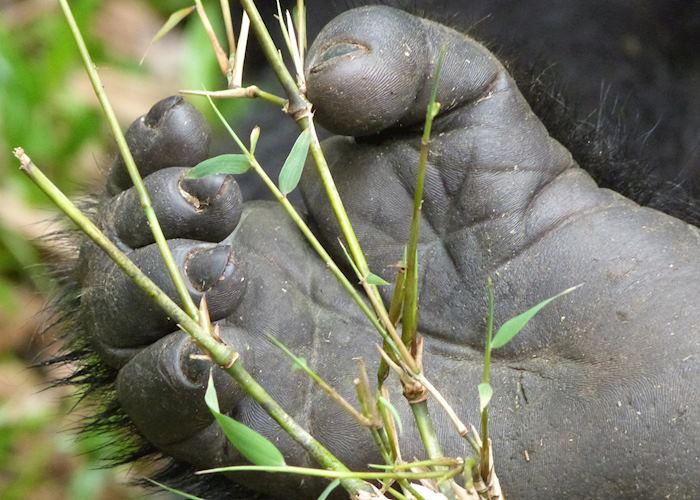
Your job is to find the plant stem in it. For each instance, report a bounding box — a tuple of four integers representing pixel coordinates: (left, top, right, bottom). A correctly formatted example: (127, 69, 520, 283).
(411, 402, 443, 462)
(295, 0, 306, 64)
(237, 0, 377, 290)
(180, 87, 287, 108)
(58, 0, 199, 321)
(238, 0, 421, 386)
(198, 465, 460, 481)
(15, 149, 369, 497)
(231, 11, 250, 88)
(402, 46, 446, 349)
(377, 263, 406, 385)
(219, 0, 236, 57)
(481, 277, 495, 480)
(194, 0, 229, 75)
(412, 401, 460, 499)
(268, 335, 373, 428)
(238, 0, 306, 114)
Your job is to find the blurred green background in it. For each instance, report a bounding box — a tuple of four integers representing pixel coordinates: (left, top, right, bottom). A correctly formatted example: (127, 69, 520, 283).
(0, 1, 238, 498)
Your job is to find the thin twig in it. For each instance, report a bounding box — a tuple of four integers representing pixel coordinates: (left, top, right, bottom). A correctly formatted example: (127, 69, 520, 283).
(220, 0, 236, 57)
(232, 11, 250, 87)
(58, 0, 199, 321)
(402, 46, 447, 349)
(181, 86, 287, 107)
(197, 464, 462, 481)
(268, 335, 374, 428)
(195, 0, 229, 75)
(295, 0, 306, 66)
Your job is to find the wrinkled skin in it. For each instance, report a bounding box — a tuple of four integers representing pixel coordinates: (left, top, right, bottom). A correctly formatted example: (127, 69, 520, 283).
(76, 6, 699, 499)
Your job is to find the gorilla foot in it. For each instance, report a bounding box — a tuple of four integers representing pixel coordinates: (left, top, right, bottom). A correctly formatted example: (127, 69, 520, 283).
(66, 6, 699, 500)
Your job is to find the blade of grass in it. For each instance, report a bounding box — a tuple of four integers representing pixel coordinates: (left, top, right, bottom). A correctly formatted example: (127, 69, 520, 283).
(140, 6, 195, 65)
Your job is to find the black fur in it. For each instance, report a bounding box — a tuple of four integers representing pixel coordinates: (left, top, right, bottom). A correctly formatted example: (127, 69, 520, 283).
(47, 1, 700, 498)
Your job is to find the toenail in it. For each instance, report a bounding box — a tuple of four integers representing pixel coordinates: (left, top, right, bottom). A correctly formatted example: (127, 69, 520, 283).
(144, 96, 184, 127)
(185, 245, 234, 292)
(179, 174, 229, 209)
(310, 41, 368, 73)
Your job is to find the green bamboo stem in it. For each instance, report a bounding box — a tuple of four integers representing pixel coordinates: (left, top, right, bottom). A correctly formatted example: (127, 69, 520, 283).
(231, 5, 459, 490)
(194, 0, 229, 75)
(295, 0, 306, 63)
(480, 277, 495, 481)
(15, 148, 368, 497)
(269, 336, 373, 428)
(237, 0, 377, 289)
(180, 87, 287, 109)
(411, 401, 457, 499)
(411, 402, 443, 462)
(377, 263, 406, 385)
(58, 0, 199, 321)
(198, 464, 461, 481)
(402, 47, 446, 349)
(238, 0, 306, 114)
(237, 0, 420, 385)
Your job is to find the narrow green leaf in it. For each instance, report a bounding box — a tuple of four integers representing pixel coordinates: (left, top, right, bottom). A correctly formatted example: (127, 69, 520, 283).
(478, 383, 493, 413)
(317, 479, 341, 500)
(141, 6, 196, 64)
(365, 272, 390, 286)
(491, 284, 582, 349)
(279, 129, 311, 195)
(377, 395, 403, 435)
(146, 479, 206, 500)
(154, 6, 196, 42)
(187, 154, 251, 178)
(205, 374, 286, 466)
(204, 372, 221, 413)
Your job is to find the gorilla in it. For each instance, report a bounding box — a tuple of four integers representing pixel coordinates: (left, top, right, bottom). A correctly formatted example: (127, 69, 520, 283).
(53, 2, 700, 499)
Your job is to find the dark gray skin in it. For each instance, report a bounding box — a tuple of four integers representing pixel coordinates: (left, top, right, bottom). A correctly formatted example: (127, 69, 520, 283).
(77, 7, 699, 499)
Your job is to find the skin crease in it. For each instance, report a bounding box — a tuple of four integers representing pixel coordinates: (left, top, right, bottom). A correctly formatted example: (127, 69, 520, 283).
(69, 6, 699, 500)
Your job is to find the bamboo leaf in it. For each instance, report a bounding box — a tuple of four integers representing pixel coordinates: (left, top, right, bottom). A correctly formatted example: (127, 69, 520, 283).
(491, 284, 582, 349)
(205, 374, 286, 466)
(365, 272, 390, 286)
(279, 129, 311, 194)
(317, 479, 341, 500)
(478, 383, 493, 413)
(187, 154, 251, 178)
(377, 395, 403, 435)
(141, 6, 196, 64)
